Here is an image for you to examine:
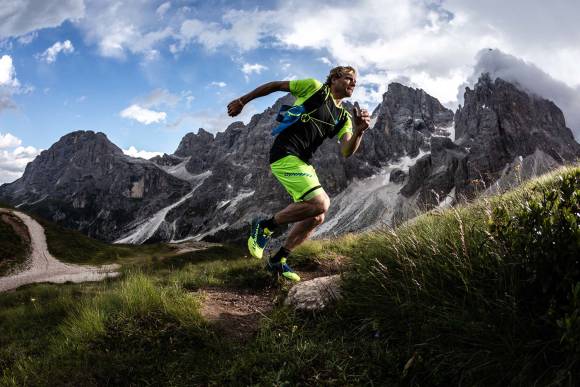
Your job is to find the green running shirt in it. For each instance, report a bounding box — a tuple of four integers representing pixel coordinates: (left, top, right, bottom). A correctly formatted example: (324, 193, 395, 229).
(269, 78, 353, 164)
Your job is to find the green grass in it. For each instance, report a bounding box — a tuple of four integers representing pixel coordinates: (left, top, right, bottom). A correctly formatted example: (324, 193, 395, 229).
(34, 215, 175, 265)
(0, 213, 28, 276)
(1, 165, 578, 385)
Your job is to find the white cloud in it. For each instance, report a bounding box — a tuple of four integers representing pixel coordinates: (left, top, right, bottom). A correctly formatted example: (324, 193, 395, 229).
(0, 132, 22, 148)
(445, 0, 580, 86)
(0, 55, 20, 87)
(173, 9, 276, 53)
(156, 2, 171, 18)
(0, 55, 22, 112)
(39, 40, 74, 63)
(463, 48, 580, 139)
(164, 0, 579, 114)
(0, 134, 40, 184)
(242, 63, 267, 75)
(122, 146, 163, 160)
(120, 104, 167, 125)
(210, 81, 227, 88)
(77, 1, 174, 59)
(0, 0, 84, 39)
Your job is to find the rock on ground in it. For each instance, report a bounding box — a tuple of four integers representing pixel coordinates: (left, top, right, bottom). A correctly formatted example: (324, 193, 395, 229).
(285, 274, 342, 311)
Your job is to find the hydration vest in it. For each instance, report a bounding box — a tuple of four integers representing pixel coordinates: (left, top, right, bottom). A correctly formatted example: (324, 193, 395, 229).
(272, 85, 349, 136)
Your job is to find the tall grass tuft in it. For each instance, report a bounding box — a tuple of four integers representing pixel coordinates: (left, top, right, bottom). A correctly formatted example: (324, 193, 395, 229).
(335, 165, 580, 385)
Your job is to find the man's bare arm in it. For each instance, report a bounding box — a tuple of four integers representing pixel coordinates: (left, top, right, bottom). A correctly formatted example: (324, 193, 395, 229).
(340, 107, 370, 157)
(227, 81, 290, 117)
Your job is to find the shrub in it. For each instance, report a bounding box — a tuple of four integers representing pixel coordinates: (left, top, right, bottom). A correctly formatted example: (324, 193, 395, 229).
(490, 170, 580, 351)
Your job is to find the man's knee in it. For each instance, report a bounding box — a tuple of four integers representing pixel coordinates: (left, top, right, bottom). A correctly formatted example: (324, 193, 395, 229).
(308, 192, 330, 215)
(312, 212, 325, 226)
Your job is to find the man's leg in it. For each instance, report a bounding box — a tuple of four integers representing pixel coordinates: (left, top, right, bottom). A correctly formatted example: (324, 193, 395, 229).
(266, 193, 329, 282)
(274, 191, 330, 225)
(284, 213, 325, 250)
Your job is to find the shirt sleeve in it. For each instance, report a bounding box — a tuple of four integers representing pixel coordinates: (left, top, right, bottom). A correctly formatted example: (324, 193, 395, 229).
(337, 116, 353, 141)
(289, 78, 323, 99)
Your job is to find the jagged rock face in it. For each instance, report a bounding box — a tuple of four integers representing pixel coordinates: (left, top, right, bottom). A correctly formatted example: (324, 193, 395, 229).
(357, 82, 454, 165)
(397, 74, 580, 224)
(454, 74, 580, 194)
(0, 131, 191, 241)
(149, 153, 184, 167)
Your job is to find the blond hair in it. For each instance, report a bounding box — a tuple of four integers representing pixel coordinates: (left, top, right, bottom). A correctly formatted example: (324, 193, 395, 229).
(325, 66, 356, 86)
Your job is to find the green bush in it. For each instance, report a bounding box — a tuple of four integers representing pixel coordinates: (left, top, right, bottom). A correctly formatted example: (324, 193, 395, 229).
(490, 170, 580, 351)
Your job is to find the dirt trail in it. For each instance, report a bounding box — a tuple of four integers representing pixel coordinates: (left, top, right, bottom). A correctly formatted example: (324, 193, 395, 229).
(198, 256, 345, 339)
(0, 209, 120, 292)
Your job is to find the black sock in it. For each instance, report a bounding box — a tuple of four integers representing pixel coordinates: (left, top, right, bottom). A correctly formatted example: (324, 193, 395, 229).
(271, 247, 291, 263)
(261, 216, 279, 232)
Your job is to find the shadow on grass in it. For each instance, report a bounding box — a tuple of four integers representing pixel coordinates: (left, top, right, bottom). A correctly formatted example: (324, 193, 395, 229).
(153, 244, 247, 270)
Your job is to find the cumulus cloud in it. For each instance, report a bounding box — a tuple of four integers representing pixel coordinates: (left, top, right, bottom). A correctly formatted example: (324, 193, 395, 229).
(77, 1, 174, 59)
(120, 104, 167, 125)
(0, 132, 22, 148)
(173, 9, 276, 53)
(39, 40, 74, 63)
(122, 146, 163, 160)
(242, 63, 267, 75)
(0, 55, 20, 87)
(0, 0, 84, 39)
(0, 55, 22, 112)
(462, 48, 580, 140)
(210, 81, 227, 88)
(445, 0, 580, 86)
(0, 133, 40, 184)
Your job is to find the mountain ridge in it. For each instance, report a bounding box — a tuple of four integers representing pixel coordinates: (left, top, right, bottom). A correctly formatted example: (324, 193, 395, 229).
(1, 75, 578, 243)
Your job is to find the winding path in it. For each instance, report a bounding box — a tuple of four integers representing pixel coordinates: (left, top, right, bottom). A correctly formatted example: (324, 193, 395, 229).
(0, 209, 120, 292)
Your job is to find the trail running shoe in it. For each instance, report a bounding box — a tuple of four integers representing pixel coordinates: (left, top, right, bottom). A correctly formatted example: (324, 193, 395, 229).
(266, 257, 301, 282)
(247, 218, 273, 259)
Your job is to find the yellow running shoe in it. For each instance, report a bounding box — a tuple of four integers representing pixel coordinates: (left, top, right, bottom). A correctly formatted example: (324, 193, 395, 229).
(266, 257, 301, 282)
(247, 218, 272, 259)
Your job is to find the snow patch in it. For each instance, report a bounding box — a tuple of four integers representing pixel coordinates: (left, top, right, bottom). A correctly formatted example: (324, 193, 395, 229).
(437, 187, 456, 208)
(156, 157, 202, 182)
(114, 171, 212, 244)
(433, 122, 456, 141)
(224, 190, 255, 214)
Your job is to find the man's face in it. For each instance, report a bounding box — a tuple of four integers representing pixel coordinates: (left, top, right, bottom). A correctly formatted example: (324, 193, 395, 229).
(333, 71, 357, 98)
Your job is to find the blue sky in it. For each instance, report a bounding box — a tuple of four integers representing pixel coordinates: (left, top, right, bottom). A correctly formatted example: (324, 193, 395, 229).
(1, 0, 580, 184)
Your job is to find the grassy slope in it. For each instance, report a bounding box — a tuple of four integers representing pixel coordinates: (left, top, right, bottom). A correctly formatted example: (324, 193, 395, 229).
(1, 165, 579, 386)
(0, 214, 27, 276)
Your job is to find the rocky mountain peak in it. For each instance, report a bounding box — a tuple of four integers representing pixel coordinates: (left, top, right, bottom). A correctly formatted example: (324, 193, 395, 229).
(455, 73, 579, 164)
(174, 128, 215, 157)
(54, 130, 123, 156)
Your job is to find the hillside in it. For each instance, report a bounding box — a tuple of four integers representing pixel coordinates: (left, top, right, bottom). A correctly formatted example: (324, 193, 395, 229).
(0, 209, 28, 276)
(0, 165, 578, 385)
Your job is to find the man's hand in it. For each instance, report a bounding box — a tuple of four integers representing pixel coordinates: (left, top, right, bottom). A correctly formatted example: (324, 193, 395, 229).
(353, 106, 371, 133)
(227, 98, 244, 117)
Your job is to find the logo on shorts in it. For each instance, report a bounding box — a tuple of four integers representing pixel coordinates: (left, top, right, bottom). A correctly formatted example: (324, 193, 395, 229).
(284, 172, 312, 177)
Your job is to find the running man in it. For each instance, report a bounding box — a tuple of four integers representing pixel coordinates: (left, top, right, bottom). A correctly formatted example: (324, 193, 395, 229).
(227, 66, 370, 282)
